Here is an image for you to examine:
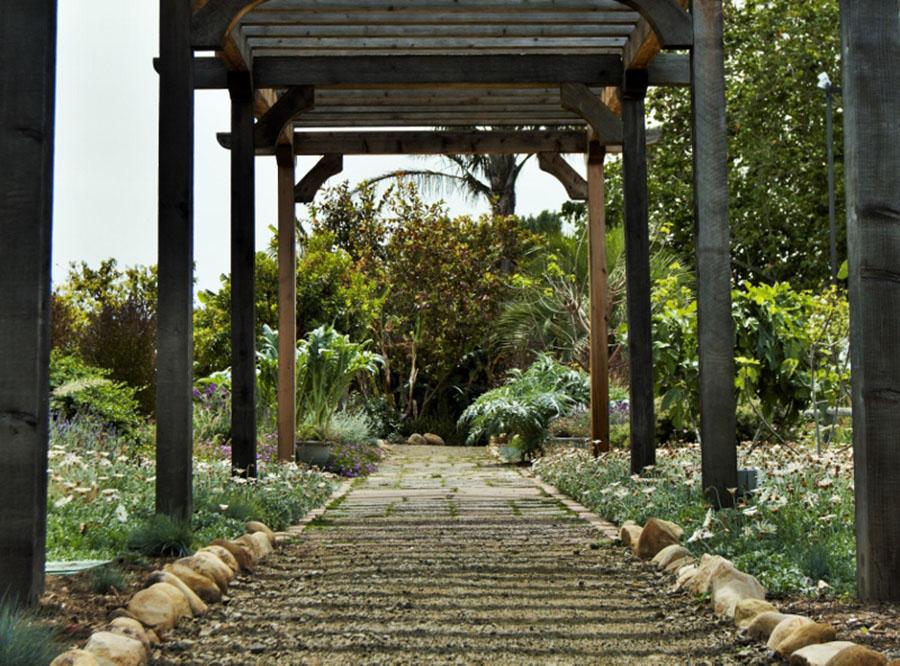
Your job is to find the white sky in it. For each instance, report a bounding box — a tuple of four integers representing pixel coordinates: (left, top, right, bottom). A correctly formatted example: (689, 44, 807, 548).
(52, 2, 573, 292)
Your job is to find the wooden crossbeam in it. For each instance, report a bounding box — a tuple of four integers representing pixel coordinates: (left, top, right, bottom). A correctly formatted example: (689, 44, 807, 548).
(538, 153, 588, 200)
(253, 86, 314, 147)
(192, 0, 265, 48)
(618, 0, 692, 49)
(295, 153, 343, 203)
(560, 83, 623, 144)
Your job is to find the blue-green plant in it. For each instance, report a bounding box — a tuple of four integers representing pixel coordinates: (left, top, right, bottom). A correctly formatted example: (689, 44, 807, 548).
(0, 600, 62, 665)
(459, 354, 589, 457)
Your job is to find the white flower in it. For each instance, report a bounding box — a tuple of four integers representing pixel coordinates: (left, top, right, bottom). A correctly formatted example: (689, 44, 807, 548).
(115, 504, 129, 523)
(54, 495, 73, 508)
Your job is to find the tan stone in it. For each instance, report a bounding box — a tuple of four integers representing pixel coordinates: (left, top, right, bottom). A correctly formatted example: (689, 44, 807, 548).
(767, 616, 816, 651)
(710, 568, 766, 618)
(635, 518, 683, 559)
(148, 571, 208, 616)
(674, 563, 699, 591)
(200, 544, 239, 573)
(665, 556, 696, 574)
(84, 630, 148, 666)
(244, 531, 273, 559)
(246, 521, 276, 546)
(789, 642, 858, 666)
(107, 617, 150, 651)
(50, 650, 100, 666)
(165, 562, 222, 603)
(175, 554, 229, 593)
(826, 645, 888, 666)
(777, 623, 838, 657)
(748, 612, 794, 639)
(619, 523, 642, 548)
(407, 433, 426, 446)
(686, 554, 737, 595)
(127, 582, 191, 633)
(423, 433, 446, 446)
(236, 532, 272, 561)
(211, 538, 255, 572)
(193, 549, 235, 584)
(145, 630, 160, 646)
(652, 544, 692, 569)
(733, 598, 778, 629)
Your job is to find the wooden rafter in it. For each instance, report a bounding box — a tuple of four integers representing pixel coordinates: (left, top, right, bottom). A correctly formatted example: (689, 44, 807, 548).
(538, 153, 589, 200)
(560, 83, 623, 144)
(295, 153, 343, 203)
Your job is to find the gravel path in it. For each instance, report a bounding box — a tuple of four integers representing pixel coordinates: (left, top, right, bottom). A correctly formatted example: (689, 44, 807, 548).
(154, 446, 764, 665)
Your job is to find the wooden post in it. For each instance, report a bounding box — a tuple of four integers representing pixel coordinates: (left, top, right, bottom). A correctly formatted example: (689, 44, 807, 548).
(276, 142, 296, 463)
(0, 0, 57, 606)
(229, 71, 257, 477)
(622, 69, 655, 474)
(840, 0, 900, 602)
(156, 0, 194, 521)
(586, 141, 610, 456)
(690, 0, 737, 507)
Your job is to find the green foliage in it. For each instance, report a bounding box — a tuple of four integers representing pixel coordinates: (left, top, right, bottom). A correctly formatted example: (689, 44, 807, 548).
(644, 0, 844, 287)
(534, 445, 856, 596)
(652, 275, 849, 437)
(126, 514, 194, 557)
(459, 354, 589, 456)
(348, 394, 402, 440)
(327, 410, 375, 445)
(324, 440, 384, 477)
(0, 602, 62, 666)
(88, 565, 128, 595)
(52, 259, 157, 412)
(49, 351, 143, 436)
(192, 381, 231, 448)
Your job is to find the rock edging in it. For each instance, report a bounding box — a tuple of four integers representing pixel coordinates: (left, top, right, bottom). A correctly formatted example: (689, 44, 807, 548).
(50, 478, 354, 666)
(522, 469, 896, 666)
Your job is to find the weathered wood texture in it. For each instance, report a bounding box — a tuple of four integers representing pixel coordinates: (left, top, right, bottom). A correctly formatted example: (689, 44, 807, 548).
(840, 0, 900, 602)
(156, 0, 195, 521)
(690, 0, 736, 506)
(191, 0, 264, 48)
(538, 152, 588, 200)
(560, 83, 623, 144)
(0, 0, 57, 606)
(229, 72, 258, 477)
(622, 70, 656, 475)
(586, 143, 610, 456)
(276, 143, 297, 463)
(618, 0, 692, 48)
(295, 153, 343, 203)
(254, 85, 314, 147)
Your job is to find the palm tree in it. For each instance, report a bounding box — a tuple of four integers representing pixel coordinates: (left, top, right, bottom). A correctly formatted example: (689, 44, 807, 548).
(363, 149, 532, 217)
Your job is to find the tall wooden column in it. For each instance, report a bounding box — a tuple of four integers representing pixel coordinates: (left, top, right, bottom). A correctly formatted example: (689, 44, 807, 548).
(622, 69, 655, 474)
(229, 71, 257, 477)
(156, 0, 194, 521)
(587, 141, 610, 456)
(0, 0, 57, 606)
(276, 142, 296, 462)
(840, 0, 900, 601)
(690, 0, 737, 506)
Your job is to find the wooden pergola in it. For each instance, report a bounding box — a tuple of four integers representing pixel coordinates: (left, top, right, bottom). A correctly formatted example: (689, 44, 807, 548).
(1, 0, 897, 606)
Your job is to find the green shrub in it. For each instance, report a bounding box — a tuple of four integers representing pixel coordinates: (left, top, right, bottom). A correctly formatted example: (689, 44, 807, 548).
(0, 601, 62, 666)
(49, 351, 142, 435)
(126, 515, 193, 557)
(350, 394, 402, 440)
(89, 565, 128, 595)
(459, 354, 589, 457)
(327, 410, 374, 444)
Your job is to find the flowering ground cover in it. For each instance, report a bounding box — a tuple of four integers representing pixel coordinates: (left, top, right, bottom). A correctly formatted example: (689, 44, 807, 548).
(46, 417, 337, 561)
(534, 443, 856, 597)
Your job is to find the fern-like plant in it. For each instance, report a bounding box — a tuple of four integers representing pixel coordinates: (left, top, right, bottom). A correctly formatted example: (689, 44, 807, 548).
(459, 354, 589, 458)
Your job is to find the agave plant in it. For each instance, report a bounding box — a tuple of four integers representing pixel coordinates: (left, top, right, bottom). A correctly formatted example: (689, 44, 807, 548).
(459, 354, 589, 458)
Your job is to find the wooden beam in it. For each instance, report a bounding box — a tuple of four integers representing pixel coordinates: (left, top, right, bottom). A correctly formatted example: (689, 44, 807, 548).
(276, 142, 296, 463)
(295, 153, 343, 203)
(191, 0, 265, 48)
(165, 54, 695, 89)
(242, 24, 636, 39)
(621, 70, 655, 475)
(618, 0, 692, 48)
(241, 10, 641, 27)
(560, 82, 623, 144)
(586, 142, 610, 456)
(0, 0, 57, 607)
(840, 0, 900, 602)
(691, 0, 737, 507)
(538, 153, 588, 200)
(156, 0, 195, 523)
(254, 86, 314, 147)
(228, 70, 258, 477)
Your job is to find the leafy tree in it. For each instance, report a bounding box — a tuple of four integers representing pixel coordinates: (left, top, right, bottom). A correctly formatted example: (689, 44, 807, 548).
(644, 0, 843, 288)
(52, 260, 157, 413)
